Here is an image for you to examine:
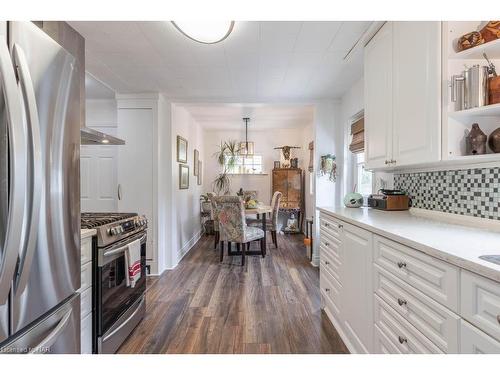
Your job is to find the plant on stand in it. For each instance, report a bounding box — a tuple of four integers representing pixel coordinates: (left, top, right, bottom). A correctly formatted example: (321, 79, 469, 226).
(212, 139, 240, 195)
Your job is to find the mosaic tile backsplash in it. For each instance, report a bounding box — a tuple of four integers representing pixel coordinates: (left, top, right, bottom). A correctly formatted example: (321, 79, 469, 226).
(394, 167, 500, 220)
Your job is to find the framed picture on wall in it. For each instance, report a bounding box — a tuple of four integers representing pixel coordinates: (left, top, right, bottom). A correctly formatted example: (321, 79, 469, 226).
(177, 136, 188, 163)
(197, 161, 202, 185)
(194, 149, 199, 176)
(179, 164, 189, 189)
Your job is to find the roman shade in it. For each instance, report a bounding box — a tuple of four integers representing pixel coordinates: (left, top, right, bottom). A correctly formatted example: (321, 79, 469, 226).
(349, 116, 364, 153)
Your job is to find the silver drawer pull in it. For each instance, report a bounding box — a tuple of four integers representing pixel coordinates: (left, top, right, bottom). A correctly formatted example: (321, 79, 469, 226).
(397, 261, 407, 269)
(398, 336, 408, 344)
(324, 261, 330, 265)
(324, 223, 330, 227)
(325, 288, 330, 292)
(338, 224, 343, 229)
(397, 298, 407, 306)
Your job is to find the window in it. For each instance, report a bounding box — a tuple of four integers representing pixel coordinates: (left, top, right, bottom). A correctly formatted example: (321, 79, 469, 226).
(225, 155, 263, 174)
(356, 153, 373, 196)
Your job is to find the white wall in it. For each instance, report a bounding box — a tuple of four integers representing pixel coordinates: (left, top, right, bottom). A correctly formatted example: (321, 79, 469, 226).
(169, 105, 206, 268)
(340, 77, 393, 196)
(202, 127, 310, 204)
(312, 100, 342, 266)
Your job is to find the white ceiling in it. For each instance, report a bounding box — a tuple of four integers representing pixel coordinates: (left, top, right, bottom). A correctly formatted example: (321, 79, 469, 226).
(69, 21, 371, 102)
(181, 103, 314, 130)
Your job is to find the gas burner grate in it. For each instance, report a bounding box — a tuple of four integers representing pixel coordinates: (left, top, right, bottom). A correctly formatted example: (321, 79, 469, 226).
(81, 212, 137, 228)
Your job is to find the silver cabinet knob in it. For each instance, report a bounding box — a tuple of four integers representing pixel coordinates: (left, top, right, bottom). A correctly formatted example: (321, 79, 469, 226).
(398, 298, 407, 306)
(324, 261, 330, 265)
(385, 160, 389, 165)
(398, 336, 407, 344)
(397, 261, 407, 269)
(324, 222, 330, 227)
(325, 288, 330, 292)
(391, 159, 397, 164)
(324, 242, 329, 247)
(338, 224, 343, 229)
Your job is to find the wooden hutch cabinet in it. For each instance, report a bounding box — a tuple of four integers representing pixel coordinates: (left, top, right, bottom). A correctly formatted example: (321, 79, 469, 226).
(272, 168, 304, 232)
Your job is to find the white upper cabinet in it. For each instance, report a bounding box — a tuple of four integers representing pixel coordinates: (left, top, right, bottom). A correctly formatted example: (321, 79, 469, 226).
(392, 22, 441, 166)
(365, 22, 393, 169)
(365, 21, 441, 170)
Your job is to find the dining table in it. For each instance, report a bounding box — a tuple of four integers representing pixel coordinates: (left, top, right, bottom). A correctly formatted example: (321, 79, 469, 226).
(243, 204, 272, 255)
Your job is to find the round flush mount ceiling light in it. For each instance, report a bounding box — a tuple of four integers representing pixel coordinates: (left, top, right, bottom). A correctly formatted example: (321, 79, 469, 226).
(171, 21, 235, 44)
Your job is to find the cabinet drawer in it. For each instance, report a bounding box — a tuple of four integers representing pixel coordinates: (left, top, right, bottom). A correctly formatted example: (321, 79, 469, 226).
(80, 261, 92, 291)
(320, 244, 341, 284)
(460, 320, 500, 354)
(461, 270, 500, 342)
(374, 295, 443, 353)
(320, 269, 342, 318)
(81, 236, 92, 265)
(373, 235, 459, 312)
(80, 287, 92, 318)
(374, 264, 459, 353)
(374, 324, 403, 354)
(319, 214, 342, 240)
(320, 231, 341, 260)
(81, 312, 93, 354)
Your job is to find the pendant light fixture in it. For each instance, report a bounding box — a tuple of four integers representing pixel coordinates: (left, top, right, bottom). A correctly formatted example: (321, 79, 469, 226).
(171, 21, 235, 44)
(239, 117, 254, 156)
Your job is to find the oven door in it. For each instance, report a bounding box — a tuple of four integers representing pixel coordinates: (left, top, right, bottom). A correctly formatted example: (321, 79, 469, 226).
(96, 231, 146, 337)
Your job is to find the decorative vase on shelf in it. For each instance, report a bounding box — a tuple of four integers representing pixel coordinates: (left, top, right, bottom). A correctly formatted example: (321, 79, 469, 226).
(488, 127, 500, 153)
(466, 123, 487, 155)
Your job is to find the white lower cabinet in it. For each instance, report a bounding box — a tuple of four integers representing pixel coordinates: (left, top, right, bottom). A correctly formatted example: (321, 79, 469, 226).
(460, 320, 500, 354)
(374, 295, 443, 354)
(81, 311, 93, 354)
(319, 210, 500, 354)
(80, 234, 94, 354)
(460, 270, 500, 342)
(340, 222, 373, 353)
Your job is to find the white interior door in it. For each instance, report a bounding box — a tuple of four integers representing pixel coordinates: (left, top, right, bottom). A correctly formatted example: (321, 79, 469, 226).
(80, 144, 117, 212)
(364, 22, 393, 169)
(392, 21, 441, 167)
(117, 108, 154, 261)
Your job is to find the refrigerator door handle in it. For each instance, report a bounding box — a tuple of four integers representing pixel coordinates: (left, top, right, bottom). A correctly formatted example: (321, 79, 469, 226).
(0, 40, 27, 304)
(11, 44, 42, 296)
(27, 309, 72, 354)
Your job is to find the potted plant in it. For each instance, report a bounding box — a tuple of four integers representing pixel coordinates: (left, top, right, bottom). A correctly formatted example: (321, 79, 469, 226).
(212, 139, 240, 195)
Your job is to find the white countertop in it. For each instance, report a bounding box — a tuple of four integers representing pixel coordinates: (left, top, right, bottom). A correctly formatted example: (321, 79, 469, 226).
(318, 206, 500, 282)
(81, 228, 96, 239)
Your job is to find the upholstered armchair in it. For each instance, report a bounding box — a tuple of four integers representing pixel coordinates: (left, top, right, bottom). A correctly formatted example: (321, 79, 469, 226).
(247, 191, 282, 248)
(215, 196, 265, 266)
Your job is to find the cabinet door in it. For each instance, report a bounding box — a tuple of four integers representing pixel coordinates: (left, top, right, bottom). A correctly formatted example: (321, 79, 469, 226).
(460, 320, 500, 354)
(364, 22, 393, 169)
(392, 22, 441, 167)
(117, 108, 154, 261)
(340, 222, 373, 353)
(286, 169, 301, 208)
(272, 170, 288, 206)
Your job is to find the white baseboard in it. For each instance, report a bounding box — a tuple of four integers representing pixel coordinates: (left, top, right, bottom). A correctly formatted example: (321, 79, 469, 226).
(165, 230, 203, 270)
(322, 306, 358, 354)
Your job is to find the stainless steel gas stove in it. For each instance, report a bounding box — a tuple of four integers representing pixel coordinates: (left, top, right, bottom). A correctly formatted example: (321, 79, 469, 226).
(81, 212, 148, 353)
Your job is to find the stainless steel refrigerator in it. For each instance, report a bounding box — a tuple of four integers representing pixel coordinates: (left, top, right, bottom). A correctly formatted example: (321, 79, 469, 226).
(0, 21, 81, 354)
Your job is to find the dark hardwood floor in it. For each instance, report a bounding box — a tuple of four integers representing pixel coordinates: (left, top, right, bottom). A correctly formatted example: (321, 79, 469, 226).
(118, 234, 349, 354)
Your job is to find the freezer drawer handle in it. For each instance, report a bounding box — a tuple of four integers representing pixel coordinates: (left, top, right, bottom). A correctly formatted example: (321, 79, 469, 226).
(28, 309, 72, 354)
(0, 39, 27, 304)
(12, 44, 43, 296)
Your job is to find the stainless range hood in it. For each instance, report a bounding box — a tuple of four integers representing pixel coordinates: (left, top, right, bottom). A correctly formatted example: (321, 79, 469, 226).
(80, 127, 125, 145)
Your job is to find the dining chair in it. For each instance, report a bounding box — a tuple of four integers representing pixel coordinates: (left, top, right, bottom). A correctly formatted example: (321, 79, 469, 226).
(247, 191, 282, 249)
(215, 196, 265, 266)
(206, 192, 219, 249)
